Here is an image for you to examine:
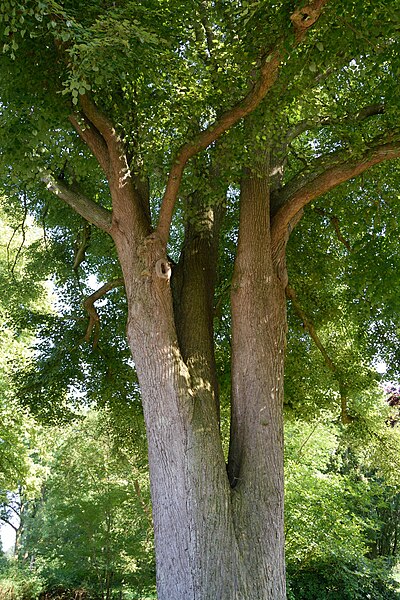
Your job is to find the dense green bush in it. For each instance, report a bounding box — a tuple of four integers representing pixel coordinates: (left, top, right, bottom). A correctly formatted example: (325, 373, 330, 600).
(287, 557, 399, 600)
(0, 562, 43, 600)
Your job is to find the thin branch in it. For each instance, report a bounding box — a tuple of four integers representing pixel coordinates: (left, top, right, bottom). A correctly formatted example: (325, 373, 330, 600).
(286, 284, 352, 424)
(155, 0, 329, 245)
(41, 201, 49, 248)
(42, 173, 112, 232)
(0, 516, 18, 532)
(271, 137, 400, 251)
(1, 501, 21, 520)
(69, 114, 111, 177)
(284, 103, 384, 147)
(296, 422, 320, 459)
(286, 284, 336, 371)
(73, 222, 92, 271)
(270, 103, 384, 192)
(6, 191, 28, 277)
(83, 278, 124, 348)
(314, 208, 353, 252)
(6, 225, 20, 266)
(199, 0, 215, 59)
(336, 15, 380, 50)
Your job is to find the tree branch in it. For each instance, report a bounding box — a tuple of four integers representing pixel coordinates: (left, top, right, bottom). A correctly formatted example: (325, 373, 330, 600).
(286, 284, 352, 423)
(155, 0, 329, 245)
(284, 103, 384, 147)
(271, 104, 385, 193)
(79, 95, 129, 177)
(314, 208, 353, 252)
(83, 278, 124, 347)
(7, 191, 28, 277)
(271, 137, 400, 250)
(77, 95, 151, 237)
(155, 50, 281, 243)
(69, 113, 111, 178)
(1, 501, 21, 519)
(42, 173, 112, 232)
(73, 222, 92, 271)
(290, 0, 329, 42)
(286, 285, 336, 371)
(0, 515, 18, 532)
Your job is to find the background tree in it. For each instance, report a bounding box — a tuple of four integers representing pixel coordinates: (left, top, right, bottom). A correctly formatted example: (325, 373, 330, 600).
(20, 410, 154, 600)
(284, 412, 400, 600)
(0, 203, 52, 556)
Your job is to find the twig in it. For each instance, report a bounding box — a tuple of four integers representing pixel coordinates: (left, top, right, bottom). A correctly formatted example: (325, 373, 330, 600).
(7, 191, 28, 277)
(83, 278, 124, 348)
(73, 222, 92, 271)
(314, 208, 353, 252)
(286, 283, 352, 424)
(296, 421, 320, 459)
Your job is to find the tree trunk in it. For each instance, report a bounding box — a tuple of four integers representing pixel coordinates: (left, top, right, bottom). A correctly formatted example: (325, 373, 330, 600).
(112, 164, 287, 598)
(172, 189, 224, 419)
(123, 250, 241, 598)
(228, 164, 287, 598)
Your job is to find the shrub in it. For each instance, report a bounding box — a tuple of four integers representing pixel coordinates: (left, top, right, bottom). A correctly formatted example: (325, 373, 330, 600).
(287, 557, 399, 600)
(0, 562, 43, 600)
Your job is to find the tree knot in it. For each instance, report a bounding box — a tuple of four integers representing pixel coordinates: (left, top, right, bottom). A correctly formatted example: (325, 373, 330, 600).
(155, 258, 171, 281)
(137, 233, 171, 282)
(290, 0, 327, 42)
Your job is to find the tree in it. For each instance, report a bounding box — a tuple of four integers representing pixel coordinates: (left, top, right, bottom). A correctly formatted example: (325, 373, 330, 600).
(1, 1, 400, 597)
(284, 414, 400, 599)
(21, 410, 154, 599)
(0, 204, 51, 556)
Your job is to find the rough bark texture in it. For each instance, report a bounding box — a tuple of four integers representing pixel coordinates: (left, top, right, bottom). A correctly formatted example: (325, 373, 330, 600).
(110, 162, 288, 598)
(229, 164, 287, 598)
(172, 190, 224, 419)
(117, 236, 240, 599)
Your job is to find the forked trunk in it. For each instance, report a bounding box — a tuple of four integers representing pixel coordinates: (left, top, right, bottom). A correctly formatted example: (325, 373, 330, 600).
(112, 165, 287, 598)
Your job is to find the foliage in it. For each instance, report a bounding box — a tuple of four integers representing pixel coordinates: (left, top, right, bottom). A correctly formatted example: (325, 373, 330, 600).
(19, 410, 154, 599)
(0, 0, 400, 596)
(0, 0, 399, 429)
(0, 561, 44, 600)
(287, 556, 399, 600)
(284, 415, 400, 599)
(0, 204, 55, 554)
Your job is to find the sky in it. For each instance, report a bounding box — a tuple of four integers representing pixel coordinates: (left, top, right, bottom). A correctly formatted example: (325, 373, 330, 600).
(0, 523, 15, 553)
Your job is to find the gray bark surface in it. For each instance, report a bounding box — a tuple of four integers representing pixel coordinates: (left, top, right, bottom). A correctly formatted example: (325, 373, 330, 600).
(111, 167, 287, 598)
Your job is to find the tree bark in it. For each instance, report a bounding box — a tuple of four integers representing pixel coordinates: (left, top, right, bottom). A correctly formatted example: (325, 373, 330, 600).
(120, 243, 240, 599)
(172, 188, 224, 420)
(229, 163, 287, 598)
(111, 168, 287, 597)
